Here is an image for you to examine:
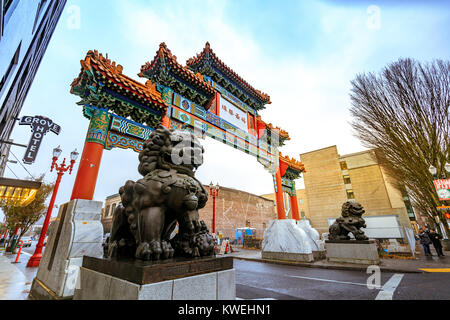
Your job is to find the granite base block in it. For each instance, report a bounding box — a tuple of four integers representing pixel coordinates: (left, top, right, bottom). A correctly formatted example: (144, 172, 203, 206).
(312, 251, 326, 260)
(262, 251, 314, 262)
(325, 240, 380, 265)
(29, 199, 104, 300)
(29, 278, 72, 300)
(74, 267, 236, 300)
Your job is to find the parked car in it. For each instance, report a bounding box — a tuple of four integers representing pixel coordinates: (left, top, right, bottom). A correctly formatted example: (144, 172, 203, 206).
(21, 237, 33, 247)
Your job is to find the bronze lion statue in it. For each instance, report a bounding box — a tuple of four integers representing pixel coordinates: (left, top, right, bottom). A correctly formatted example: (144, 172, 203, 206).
(106, 125, 215, 261)
(328, 201, 369, 241)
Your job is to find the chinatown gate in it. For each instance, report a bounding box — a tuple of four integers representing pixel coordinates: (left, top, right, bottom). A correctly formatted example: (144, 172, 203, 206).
(69, 43, 306, 221)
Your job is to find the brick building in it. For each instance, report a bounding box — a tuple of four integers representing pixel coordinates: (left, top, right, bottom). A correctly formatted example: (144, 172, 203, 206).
(199, 185, 276, 240)
(101, 185, 276, 241)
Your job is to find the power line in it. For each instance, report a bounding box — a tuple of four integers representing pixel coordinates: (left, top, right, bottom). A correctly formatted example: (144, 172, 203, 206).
(9, 150, 35, 180)
(5, 163, 19, 179)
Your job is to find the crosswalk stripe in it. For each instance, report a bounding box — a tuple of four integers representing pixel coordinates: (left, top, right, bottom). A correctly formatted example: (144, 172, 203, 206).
(375, 274, 404, 300)
(288, 275, 368, 287)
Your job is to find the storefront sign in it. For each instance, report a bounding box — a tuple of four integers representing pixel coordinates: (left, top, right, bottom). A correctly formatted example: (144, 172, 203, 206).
(433, 179, 450, 201)
(19, 116, 61, 165)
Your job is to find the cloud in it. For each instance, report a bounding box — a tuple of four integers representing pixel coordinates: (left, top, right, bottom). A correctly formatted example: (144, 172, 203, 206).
(3, 0, 448, 222)
(111, 0, 385, 195)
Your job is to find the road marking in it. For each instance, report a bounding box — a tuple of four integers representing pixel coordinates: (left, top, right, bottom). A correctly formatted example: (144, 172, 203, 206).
(375, 274, 404, 300)
(419, 268, 450, 273)
(288, 275, 368, 287)
(236, 297, 277, 300)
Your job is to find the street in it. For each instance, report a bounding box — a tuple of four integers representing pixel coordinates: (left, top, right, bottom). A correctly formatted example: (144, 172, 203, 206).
(234, 260, 450, 300)
(2, 242, 450, 300)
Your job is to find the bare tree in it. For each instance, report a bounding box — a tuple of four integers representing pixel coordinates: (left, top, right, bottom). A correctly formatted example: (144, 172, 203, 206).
(349, 58, 449, 237)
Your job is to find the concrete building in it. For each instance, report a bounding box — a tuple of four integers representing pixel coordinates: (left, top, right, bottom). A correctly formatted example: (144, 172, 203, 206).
(101, 193, 120, 234)
(299, 146, 416, 235)
(101, 185, 276, 241)
(0, 0, 67, 175)
(261, 146, 417, 237)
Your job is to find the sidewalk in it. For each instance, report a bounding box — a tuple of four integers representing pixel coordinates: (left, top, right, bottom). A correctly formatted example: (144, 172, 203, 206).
(0, 249, 37, 300)
(227, 248, 450, 274)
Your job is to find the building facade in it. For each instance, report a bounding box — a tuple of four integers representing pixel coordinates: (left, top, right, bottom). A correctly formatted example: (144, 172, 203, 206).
(101, 193, 120, 234)
(299, 146, 416, 235)
(0, 0, 67, 175)
(101, 186, 276, 240)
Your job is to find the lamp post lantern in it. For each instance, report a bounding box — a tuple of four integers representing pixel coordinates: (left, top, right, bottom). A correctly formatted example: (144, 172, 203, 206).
(209, 182, 220, 234)
(428, 165, 437, 177)
(445, 162, 450, 174)
(27, 146, 79, 267)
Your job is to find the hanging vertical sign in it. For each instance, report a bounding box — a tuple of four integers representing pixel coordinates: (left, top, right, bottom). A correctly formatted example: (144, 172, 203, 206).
(19, 116, 61, 165)
(433, 179, 450, 201)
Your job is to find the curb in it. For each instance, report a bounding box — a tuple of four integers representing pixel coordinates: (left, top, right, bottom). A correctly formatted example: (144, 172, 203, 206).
(232, 256, 424, 274)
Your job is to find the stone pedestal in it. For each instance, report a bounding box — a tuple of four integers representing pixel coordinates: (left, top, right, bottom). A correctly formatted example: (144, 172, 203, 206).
(262, 251, 313, 262)
(261, 219, 323, 262)
(73, 256, 235, 300)
(325, 240, 380, 265)
(29, 199, 104, 300)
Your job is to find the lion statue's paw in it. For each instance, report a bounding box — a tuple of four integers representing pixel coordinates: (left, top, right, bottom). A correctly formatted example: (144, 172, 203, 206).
(135, 240, 163, 261)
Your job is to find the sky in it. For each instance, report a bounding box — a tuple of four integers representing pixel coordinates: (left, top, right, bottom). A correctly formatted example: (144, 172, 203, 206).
(2, 0, 450, 219)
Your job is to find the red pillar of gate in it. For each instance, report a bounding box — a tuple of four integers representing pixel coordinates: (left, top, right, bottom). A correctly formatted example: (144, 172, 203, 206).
(275, 167, 285, 219)
(290, 194, 300, 220)
(70, 141, 104, 201)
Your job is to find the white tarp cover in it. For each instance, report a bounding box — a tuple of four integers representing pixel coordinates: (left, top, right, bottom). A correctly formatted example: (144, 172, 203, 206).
(328, 215, 403, 239)
(403, 227, 416, 256)
(262, 219, 324, 254)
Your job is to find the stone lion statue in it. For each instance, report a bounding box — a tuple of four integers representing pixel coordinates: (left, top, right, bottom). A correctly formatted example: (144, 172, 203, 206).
(328, 201, 368, 241)
(106, 125, 215, 261)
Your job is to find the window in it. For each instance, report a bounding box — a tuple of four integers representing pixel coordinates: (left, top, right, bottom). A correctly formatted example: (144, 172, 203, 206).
(340, 161, 348, 170)
(346, 189, 355, 199)
(343, 175, 351, 184)
(3, 0, 19, 28)
(17, 60, 30, 94)
(33, 0, 48, 33)
(105, 205, 110, 217)
(3, 0, 13, 13)
(0, 42, 20, 95)
(245, 220, 251, 227)
(301, 211, 305, 218)
(111, 203, 117, 216)
(298, 198, 303, 205)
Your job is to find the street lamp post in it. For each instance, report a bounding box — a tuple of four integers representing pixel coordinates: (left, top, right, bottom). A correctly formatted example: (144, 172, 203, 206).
(27, 146, 79, 268)
(209, 182, 220, 234)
